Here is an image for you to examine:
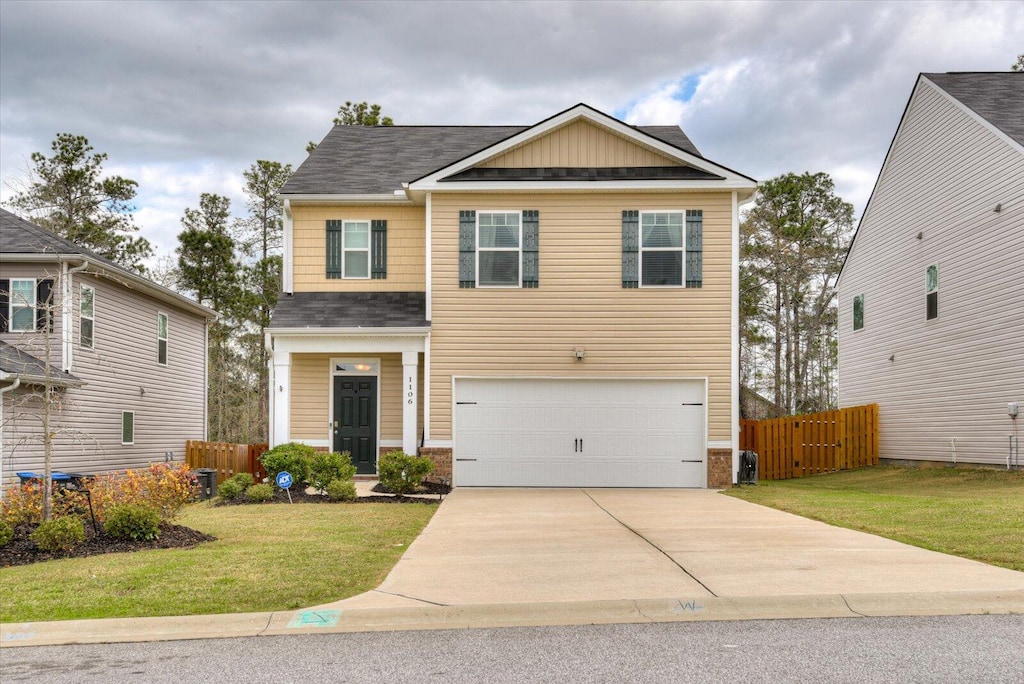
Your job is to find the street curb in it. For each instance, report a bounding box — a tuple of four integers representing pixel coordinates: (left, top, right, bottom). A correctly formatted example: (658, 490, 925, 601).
(3, 589, 1021, 648)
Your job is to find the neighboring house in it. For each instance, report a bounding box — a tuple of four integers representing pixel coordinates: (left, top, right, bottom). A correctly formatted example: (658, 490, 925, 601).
(269, 103, 756, 488)
(837, 72, 1024, 467)
(0, 209, 216, 489)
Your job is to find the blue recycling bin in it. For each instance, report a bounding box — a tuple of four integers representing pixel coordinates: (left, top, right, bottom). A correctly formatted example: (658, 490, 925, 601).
(16, 471, 72, 486)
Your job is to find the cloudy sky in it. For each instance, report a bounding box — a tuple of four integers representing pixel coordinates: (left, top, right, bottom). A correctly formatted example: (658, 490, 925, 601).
(1, 0, 1021, 261)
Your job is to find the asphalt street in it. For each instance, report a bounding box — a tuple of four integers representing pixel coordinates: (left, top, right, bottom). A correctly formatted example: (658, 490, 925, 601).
(3, 614, 1022, 683)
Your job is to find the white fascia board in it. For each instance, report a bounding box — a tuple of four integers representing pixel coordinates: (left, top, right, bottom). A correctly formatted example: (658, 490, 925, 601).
(266, 326, 430, 337)
(409, 105, 756, 188)
(0, 254, 218, 320)
(269, 331, 428, 355)
(282, 193, 417, 205)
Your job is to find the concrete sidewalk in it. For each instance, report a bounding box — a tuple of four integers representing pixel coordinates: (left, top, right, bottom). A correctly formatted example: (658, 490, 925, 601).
(3, 488, 1022, 647)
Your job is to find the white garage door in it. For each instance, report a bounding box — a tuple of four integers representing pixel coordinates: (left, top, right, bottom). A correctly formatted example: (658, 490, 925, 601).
(454, 378, 706, 488)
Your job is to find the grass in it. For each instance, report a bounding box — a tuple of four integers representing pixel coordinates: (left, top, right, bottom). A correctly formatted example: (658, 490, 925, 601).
(725, 465, 1024, 572)
(0, 501, 436, 623)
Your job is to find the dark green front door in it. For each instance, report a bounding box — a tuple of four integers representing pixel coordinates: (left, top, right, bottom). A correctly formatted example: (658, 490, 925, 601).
(333, 376, 377, 474)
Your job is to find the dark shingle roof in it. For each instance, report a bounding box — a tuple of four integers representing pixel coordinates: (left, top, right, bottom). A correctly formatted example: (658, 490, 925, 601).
(282, 122, 704, 196)
(1, 208, 125, 273)
(269, 292, 428, 329)
(0, 340, 82, 386)
(925, 72, 1024, 146)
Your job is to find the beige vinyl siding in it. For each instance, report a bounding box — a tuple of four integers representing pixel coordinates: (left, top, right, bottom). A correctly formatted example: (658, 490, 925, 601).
(479, 120, 678, 168)
(837, 79, 1024, 465)
(291, 204, 425, 292)
(290, 353, 424, 444)
(2, 269, 208, 480)
(0, 262, 64, 368)
(429, 191, 733, 442)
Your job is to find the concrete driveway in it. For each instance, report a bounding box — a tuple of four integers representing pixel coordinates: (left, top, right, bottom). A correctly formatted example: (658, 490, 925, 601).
(341, 488, 1024, 608)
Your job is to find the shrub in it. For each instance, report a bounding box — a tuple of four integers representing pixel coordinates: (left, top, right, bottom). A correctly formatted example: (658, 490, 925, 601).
(103, 503, 162, 541)
(30, 516, 85, 552)
(1, 481, 90, 526)
(259, 442, 315, 484)
(308, 451, 357, 492)
(245, 483, 274, 502)
(229, 472, 255, 489)
(89, 463, 198, 523)
(377, 450, 433, 495)
(217, 479, 246, 502)
(0, 519, 13, 547)
(325, 479, 358, 502)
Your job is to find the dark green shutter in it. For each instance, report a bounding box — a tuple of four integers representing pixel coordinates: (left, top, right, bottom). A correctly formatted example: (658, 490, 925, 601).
(371, 220, 387, 279)
(36, 279, 54, 331)
(622, 210, 639, 288)
(685, 210, 703, 288)
(522, 210, 539, 288)
(459, 210, 476, 288)
(326, 220, 343, 279)
(0, 279, 9, 333)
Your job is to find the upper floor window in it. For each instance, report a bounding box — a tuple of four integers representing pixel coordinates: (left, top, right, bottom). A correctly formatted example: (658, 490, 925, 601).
(80, 286, 95, 348)
(10, 279, 36, 331)
(457, 210, 539, 289)
(157, 313, 168, 365)
(121, 411, 135, 445)
(926, 265, 938, 320)
(326, 220, 387, 279)
(622, 210, 702, 288)
(853, 294, 864, 331)
(0, 278, 55, 333)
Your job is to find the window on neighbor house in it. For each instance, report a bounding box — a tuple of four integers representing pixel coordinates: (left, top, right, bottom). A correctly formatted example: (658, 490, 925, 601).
(341, 221, 371, 278)
(11, 279, 36, 332)
(122, 411, 135, 445)
(80, 286, 94, 348)
(926, 265, 938, 320)
(853, 294, 864, 331)
(157, 313, 168, 365)
(477, 212, 521, 287)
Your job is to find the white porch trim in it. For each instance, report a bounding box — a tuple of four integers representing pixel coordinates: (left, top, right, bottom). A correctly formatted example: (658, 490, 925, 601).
(402, 351, 419, 454)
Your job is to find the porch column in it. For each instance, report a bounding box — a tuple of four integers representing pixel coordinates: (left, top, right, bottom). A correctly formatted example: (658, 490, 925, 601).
(272, 349, 291, 447)
(402, 351, 419, 454)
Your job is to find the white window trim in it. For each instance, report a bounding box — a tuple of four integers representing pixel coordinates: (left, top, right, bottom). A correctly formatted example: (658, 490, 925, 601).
(476, 210, 522, 289)
(926, 264, 939, 321)
(80, 285, 95, 349)
(853, 294, 865, 332)
(10, 278, 37, 332)
(639, 210, 686, 289)
(121, 410, 135, 445)
(157, 312, 169, 366)
(342, 220, 371, 280)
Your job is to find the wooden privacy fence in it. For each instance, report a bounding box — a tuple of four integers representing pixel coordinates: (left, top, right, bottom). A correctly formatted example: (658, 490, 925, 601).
(739, 404, 879, 480)
(185, 441, 268, 484)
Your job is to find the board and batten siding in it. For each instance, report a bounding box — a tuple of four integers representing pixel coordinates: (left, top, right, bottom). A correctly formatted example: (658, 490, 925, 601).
(429, 191, 733, 443)
(289, 352, 424, 445)
(479, 120, 678, 169)
(1, 268, 208, 479)
(291, 204, 425, 292)
(837, 79, 1024, 465)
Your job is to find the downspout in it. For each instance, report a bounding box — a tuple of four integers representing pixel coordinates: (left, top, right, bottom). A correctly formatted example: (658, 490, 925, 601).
(62, 259, 90, 372)
(0, 376, 22, 499)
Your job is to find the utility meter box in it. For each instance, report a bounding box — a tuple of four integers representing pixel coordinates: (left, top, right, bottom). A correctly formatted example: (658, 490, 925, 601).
(1009, 403, 1020, 418)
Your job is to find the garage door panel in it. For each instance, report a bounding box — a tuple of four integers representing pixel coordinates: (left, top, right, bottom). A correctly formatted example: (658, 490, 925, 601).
(454, 378, 707, 488)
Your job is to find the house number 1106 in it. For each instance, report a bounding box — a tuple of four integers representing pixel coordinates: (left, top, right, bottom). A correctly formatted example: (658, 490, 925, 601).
(407, 377, 414, 404)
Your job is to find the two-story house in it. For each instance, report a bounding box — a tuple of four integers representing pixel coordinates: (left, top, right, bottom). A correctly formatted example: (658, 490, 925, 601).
(837, 72, 1023, 467)
(268, 104, 756, 487)
(0, 209, 216, 488)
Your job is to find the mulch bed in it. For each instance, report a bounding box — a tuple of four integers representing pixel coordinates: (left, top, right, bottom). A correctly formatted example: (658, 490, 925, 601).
(214, 481, 451, 506)
(0, 522, 216, 568)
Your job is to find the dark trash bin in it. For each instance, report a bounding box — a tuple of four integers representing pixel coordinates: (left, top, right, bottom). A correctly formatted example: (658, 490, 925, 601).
(738, 451, 758, 485)
(64, 472, 96, 490)
(194, 468, 218, 500)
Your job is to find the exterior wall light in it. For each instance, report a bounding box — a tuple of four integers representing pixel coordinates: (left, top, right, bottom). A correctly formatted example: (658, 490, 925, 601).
(573, 347, 586, 362)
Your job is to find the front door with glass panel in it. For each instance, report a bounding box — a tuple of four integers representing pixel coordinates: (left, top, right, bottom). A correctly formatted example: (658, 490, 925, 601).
(333, 376, 378, 474)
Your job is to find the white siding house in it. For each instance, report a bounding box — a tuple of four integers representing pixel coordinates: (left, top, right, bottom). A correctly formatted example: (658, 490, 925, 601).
(0, 210, 216, 489)
(837, 72, 1024, 467)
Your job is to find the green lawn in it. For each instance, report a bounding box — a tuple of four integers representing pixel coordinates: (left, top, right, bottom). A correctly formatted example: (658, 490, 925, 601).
(725, 466, 1024, 571)
(0, 502, 437, 623)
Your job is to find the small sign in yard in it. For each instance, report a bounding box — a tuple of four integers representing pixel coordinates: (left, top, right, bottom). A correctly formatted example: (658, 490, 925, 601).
(276, 470, 293, 503)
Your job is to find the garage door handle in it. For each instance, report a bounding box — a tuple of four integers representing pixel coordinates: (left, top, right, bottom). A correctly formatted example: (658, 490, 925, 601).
(455, 458, 477, 462)
(574, 438, 578, 453)
(580, 438, 583, 453)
